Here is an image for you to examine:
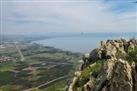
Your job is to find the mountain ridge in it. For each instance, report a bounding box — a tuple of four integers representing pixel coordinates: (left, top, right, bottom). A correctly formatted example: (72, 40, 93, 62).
(66, 38, 137, 91)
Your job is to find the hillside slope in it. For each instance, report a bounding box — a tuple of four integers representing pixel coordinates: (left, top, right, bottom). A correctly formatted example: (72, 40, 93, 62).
(66, 39, 137, 91)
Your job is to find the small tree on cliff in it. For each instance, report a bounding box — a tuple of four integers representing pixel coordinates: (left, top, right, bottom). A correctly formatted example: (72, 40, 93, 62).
(127, 46, 137, 63)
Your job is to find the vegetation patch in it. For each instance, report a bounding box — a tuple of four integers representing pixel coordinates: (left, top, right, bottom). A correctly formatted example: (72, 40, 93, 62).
(127, 46, 137, 63)
(78, 60, 105, 87)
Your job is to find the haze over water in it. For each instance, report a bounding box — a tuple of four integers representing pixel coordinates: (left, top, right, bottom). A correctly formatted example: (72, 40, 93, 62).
(34, 33, 137, 53)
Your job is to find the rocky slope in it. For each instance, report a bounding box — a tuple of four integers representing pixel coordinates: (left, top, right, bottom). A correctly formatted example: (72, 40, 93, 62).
(66, 38, 137, 91)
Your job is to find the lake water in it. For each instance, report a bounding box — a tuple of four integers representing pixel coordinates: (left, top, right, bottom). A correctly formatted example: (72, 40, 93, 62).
(34, 33, 136, 53)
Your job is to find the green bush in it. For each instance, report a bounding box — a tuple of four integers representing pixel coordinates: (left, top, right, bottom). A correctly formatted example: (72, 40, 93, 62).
(78, 60, 105, 87)
(127, 46, 137, 63)
(0, 85, 16, 91)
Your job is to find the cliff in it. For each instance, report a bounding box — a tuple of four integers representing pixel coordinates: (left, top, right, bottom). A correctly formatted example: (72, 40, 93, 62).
(66, 38, 137, 91)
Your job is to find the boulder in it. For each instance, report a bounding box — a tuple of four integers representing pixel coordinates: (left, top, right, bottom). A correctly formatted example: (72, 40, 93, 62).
(93, 59, 133, 91)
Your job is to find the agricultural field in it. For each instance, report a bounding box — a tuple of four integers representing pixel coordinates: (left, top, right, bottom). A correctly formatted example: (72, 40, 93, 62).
(0, 43, 81, 91)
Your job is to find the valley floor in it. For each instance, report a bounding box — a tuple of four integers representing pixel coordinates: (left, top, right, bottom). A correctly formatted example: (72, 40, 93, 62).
(0, 43, 81, 91)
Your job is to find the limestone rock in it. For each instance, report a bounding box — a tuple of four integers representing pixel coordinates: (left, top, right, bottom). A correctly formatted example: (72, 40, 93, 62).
(93, 59, 133, 91)
(67, 39, 137, 91)
(68, 71, 81, 91)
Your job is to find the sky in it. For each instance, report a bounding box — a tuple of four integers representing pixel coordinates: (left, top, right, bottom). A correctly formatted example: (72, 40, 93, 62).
(0, 0, 137, 35)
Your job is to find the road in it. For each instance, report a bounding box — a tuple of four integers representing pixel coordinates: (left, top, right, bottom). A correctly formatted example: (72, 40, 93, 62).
(22, 75, 68, 91)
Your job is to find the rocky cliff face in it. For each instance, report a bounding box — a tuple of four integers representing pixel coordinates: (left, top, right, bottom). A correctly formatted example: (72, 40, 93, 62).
(66, 39, 137, 91)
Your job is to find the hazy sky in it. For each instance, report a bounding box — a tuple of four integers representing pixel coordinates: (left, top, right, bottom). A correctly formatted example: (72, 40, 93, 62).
(1, 0, 137, 35)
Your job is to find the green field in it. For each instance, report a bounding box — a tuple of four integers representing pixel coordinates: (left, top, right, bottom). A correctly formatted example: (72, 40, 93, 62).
(0, 43, 80, 91)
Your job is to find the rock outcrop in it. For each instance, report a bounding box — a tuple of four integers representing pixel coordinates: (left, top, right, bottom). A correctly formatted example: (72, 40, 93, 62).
(66, 38, 137, 91)
(94, 59, 133, 91)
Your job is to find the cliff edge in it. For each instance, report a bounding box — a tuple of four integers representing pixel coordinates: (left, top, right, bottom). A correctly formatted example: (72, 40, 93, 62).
(66, 38, 137, 91)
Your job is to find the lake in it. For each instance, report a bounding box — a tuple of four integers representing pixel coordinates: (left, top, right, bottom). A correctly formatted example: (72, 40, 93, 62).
(34, 33, 137, 53)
